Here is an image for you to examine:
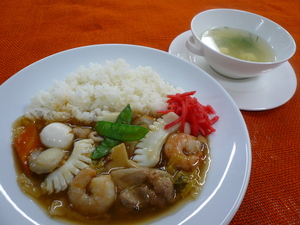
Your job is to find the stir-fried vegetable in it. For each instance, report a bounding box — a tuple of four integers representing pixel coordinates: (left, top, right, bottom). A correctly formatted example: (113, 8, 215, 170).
(115, 104, 133, 125)
(95, 121, 149, 141)
(91, 138, 120, 159)
(158, 91, 219, 137)
(91, 104, 133, 159)
(14, 123, 43, 174)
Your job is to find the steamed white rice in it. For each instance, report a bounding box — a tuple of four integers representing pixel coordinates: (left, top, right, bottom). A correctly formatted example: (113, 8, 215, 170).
(25, 59, 184, 122)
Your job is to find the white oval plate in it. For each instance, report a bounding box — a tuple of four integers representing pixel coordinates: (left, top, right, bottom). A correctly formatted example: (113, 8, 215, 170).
(0, 44, 251, 225)
(169, 30, 297, 111)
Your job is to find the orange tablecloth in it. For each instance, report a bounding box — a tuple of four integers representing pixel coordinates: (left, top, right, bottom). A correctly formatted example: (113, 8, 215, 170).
(1, 0, 299, 224)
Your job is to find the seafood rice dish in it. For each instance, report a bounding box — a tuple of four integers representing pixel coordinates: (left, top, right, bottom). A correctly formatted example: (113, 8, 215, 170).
(12, 59, 219, 224)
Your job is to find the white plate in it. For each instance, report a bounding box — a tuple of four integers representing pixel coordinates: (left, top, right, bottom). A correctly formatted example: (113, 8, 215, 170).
(169, 30, 297, 111)
(0, 44, 251, 225)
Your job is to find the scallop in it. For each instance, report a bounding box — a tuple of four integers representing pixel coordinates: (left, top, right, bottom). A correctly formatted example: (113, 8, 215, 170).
(28, 148, 65, 174)
(41, 139, 94, 194)
(40, 122, 74, 149)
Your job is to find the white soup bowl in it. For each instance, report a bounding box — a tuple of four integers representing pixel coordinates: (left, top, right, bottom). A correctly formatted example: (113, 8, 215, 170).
(186, 9, 296, 79)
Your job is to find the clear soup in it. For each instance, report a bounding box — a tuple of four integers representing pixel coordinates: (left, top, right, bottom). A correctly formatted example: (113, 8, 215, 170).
(200, 27, 276, 62)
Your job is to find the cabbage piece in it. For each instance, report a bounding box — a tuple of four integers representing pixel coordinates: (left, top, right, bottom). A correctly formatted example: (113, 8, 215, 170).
(132, 112, 180, 167)
(41, 139, 94, 194)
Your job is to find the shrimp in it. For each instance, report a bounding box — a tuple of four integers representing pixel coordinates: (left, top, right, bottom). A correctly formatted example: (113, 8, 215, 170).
(164, 133, 204, 171)
(67, 167, 116, 215)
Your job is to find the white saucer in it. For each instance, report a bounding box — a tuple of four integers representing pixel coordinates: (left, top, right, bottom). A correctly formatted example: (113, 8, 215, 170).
(169, 30, 297, 111)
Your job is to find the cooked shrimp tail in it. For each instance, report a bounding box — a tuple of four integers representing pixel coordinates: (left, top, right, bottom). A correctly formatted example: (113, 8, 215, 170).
(68, 167, 116, 215)
(164, 133, 204, 171)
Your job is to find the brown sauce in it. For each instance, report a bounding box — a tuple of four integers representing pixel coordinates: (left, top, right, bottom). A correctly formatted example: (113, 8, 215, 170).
(12, 116, 211, 225)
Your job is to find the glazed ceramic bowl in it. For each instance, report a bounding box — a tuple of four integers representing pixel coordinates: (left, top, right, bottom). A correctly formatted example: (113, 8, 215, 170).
(186, 9, 296, 79)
